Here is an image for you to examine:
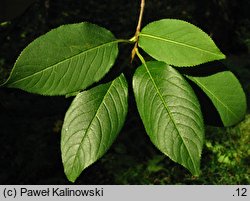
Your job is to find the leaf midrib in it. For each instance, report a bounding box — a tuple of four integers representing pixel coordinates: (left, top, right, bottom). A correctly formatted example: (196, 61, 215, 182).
(8, 40, 119, 85)
(188, 76, 239, 121)
(139, 33, 224, 58)
(143, 64, 198, 173)
(68, 77, 120, 177)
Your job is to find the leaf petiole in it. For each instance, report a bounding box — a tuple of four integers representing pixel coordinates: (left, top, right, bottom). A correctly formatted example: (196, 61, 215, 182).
(135, 48, 146, 65)
(117, 39, 134, 44)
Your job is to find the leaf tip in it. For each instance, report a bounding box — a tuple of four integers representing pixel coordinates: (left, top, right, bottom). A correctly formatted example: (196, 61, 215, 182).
(67, 176, 77, 183)
(219, 52, 226, 60)
(191, 168, 201, 177)
(65, 170, 79, 183)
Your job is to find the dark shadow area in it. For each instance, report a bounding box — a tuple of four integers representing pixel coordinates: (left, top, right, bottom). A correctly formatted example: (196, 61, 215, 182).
(177, 61, 228, 77)
(0, 0, 249, 184)
(177, 62, 229, 126)
(185, 78, 224, 127)
(0, 0, 36, 22)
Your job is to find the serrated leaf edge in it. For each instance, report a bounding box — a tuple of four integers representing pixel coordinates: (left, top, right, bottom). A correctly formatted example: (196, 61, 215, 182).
(62, 74, 127, 182)
(140, 33, 224, 59)
(140, 62, 201, 175)
(185, 74, 246, 126)
(5, 40, 119, 87)
(139, 18, 226, 67)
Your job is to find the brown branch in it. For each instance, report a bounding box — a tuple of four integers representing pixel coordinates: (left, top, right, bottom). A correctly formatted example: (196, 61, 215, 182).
(131, 0, 145, 62)
(135, 0, 145, 39)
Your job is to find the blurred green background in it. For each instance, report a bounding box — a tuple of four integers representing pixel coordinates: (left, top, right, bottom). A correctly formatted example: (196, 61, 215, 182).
(0, 0, 249, 184)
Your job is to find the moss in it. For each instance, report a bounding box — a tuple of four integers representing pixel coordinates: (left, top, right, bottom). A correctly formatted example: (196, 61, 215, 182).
(99, 115, 250, 184)
(0, 0, 249, 184)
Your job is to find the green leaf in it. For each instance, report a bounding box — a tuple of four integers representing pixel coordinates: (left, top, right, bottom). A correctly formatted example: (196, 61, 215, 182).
(4, 22, 119, 95)
(133, 61, 204, 175)
(139, 19, 225, 67)
(61, 74, 128, 182)
(185, 71, 247, 126)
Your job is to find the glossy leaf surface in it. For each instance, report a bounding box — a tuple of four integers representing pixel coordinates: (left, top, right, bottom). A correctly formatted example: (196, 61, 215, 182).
(133, 61, 204, 175)
(186, 71, 247, 126)
(61, 74, 128, 182)
(139, 19, 225, 67)
(4, 22, 118, 95)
